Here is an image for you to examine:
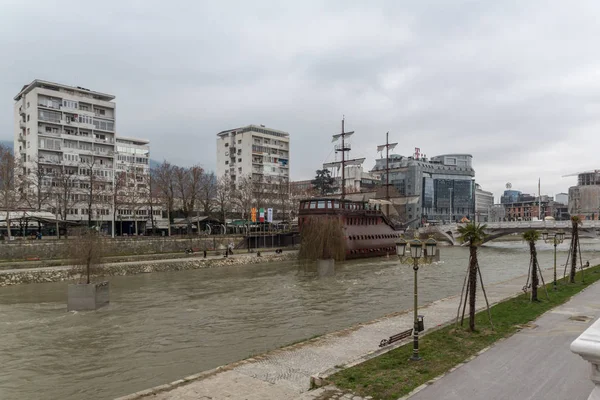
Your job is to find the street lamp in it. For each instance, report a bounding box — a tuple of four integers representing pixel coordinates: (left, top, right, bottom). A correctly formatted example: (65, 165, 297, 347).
(396, 234, 438, 361)
(542, 230, 565, 290)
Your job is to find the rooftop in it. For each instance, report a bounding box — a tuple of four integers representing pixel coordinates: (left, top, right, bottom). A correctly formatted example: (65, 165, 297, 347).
(217, 124, 289, 138)
(116, 137, 150, 146)
(14, 79, 115, 102)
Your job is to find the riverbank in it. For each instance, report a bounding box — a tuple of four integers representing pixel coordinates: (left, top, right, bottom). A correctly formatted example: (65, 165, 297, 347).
(0, 251, 297, 286)
(120, 260, 600, 400)
(331, 265, 600, 399)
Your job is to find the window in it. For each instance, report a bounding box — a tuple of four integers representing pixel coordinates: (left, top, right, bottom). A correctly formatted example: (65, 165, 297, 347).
(238, 158, 242, 162)
(317, 201, 326, 209)
(27, 114, 30, 121)
(225, 161, 229, 165)
(238, 140, 241, 144)
(27, 102, 30, 108)
(63, 100, 78, 109)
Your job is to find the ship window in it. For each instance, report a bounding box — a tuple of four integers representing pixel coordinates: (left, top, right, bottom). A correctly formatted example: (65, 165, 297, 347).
(317, 201, 326, 209)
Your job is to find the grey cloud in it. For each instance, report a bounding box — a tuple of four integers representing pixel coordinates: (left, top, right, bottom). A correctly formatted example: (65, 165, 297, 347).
(1, 0, 600, 200)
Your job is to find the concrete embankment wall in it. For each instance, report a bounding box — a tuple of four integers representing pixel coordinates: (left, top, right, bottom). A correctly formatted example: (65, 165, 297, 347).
(0, 236, 244, 261)
(0, 252, 297, 287)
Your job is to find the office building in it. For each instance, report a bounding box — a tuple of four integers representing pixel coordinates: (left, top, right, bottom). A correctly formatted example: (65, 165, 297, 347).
(568, 170, 600, 219)
(475, 184, 494, 222)
(373, 153, 476, 225)
(555, 193, 568, 205)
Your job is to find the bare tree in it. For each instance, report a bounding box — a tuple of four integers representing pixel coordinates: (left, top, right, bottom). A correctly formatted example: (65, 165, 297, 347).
(79, 155, 111, 227)
(70, 228, 105, 284)
(24, 156, 53, 212)
(152, 161, 176, 236)
(215, 175, 233, 226)
(147, 170, 159, 234)
(174, 165, 204, 233)
(49, 164, 80, 236)
(199, 171, 217, 217)
(112, 170, 128, 235)
(234, 174, 254, 221)
(0, 144, 19, 238)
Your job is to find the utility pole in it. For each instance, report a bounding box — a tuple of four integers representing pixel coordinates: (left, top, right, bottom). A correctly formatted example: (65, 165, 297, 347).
(376, 132, 398, 217)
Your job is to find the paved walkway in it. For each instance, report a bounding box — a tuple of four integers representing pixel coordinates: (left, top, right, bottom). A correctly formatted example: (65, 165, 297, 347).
(120, 261, 600, 400)
(409, 279, 600, 400)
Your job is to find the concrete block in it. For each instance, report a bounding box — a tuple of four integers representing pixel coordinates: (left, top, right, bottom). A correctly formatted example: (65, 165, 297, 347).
(317, 259, 335, 277)
(67, 281, 110, 311)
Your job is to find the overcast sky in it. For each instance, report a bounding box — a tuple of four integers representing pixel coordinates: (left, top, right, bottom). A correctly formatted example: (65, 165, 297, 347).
(2, 0, 599, 201)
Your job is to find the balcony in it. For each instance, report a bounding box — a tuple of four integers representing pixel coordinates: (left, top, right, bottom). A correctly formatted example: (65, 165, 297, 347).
(94, 137, 114, 144)
(38, 102, 62, 111)
(39, 145, 62, 152)
(39, 130, 61, 138)
(19, 120, 25, 129)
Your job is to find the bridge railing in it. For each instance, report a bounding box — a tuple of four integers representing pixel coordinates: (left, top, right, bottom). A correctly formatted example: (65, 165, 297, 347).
(430, 221, 600, 231)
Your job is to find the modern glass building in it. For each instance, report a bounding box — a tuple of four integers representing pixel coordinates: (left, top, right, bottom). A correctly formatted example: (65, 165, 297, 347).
(373, 153, 476, 226)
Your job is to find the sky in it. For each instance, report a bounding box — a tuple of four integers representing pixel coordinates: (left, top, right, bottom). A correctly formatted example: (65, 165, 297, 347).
(1, 0, 599, 202)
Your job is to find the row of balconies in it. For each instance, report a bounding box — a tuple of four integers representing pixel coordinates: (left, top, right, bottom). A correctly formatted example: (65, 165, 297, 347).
(39, 102, 115, 119)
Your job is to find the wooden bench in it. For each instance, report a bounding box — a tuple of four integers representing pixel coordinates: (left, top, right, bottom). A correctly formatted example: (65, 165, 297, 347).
(379, 328, 413, 347)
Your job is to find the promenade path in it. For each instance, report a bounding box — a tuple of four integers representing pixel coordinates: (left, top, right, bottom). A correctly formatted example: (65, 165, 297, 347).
(409, 276, 600, 400)
(119, 260, 600, 400)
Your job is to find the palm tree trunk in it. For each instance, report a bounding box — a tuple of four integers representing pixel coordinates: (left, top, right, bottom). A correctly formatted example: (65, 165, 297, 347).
(468, 245, 478, 331)
(530, 241, 539, 301)
(570, 222, 578, 283)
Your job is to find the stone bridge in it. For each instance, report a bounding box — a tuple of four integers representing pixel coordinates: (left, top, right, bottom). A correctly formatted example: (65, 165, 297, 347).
(419, 220, 600, 246)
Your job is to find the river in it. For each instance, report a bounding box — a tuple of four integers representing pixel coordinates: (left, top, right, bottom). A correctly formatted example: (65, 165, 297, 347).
(0, 240, 599, 400)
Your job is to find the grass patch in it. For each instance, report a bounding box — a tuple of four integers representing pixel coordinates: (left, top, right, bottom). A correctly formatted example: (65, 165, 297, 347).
(330, 266, 600, 400)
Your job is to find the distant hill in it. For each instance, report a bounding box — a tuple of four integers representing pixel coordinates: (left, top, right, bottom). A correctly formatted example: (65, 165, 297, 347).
(0, 140, 13, 150)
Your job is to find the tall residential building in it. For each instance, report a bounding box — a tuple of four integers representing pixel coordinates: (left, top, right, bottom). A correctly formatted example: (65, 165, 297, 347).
(216, 124, 290, 185)
(13, 79, 159, 233)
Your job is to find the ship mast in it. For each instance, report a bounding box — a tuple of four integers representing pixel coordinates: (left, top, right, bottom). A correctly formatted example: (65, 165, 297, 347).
(324, 118, 364, 200)
(377, 132, 397, 217)
(341, 119, 347, 199)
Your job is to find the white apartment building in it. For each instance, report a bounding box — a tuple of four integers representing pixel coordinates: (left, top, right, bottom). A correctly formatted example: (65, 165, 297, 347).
(13, 79, 160, 234)
(216, 125, 290, 185)
(115, 137, 162, 235)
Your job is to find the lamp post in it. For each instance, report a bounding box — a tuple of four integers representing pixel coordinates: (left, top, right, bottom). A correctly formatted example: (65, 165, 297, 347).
(396, 234, 438, 361)
(449, 188, 454, 223)
(542, 230, 565, 290)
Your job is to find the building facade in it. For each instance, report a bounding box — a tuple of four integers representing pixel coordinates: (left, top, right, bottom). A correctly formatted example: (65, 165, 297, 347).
(114, 137, 162, 234)
(13, 79, 159, 233)
(372, 153, 476, 225)
(568, 171, 600, 219)
(475, 184, 494, 222)
(555, 193, 568, 205)
(216, 125, 290, 186)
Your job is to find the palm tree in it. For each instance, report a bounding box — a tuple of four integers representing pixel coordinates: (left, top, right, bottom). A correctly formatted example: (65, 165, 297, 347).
(457, 222, 488, 331)
(570, 216, 582, 283)
(522, 230, 540, 301)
